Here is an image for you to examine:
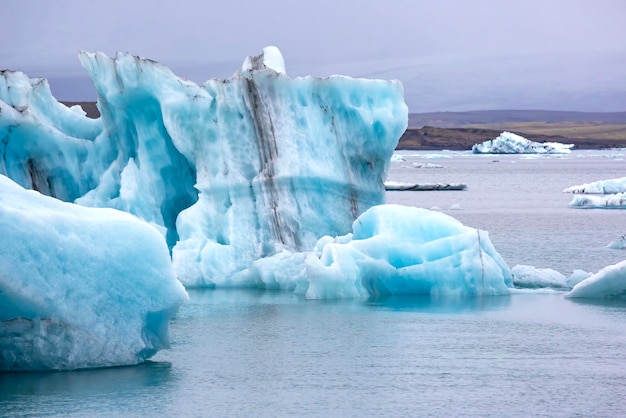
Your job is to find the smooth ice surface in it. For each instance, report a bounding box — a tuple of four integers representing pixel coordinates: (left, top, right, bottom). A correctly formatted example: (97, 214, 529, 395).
(0, 47, 408, 285)
(236, 205, 512, 299)
(0, 175, 188, 371)
(563, 176, 626, 194)
(568, 192, 626, 209)
(472, 131, 574, 154)
(567, 260, 626, 299)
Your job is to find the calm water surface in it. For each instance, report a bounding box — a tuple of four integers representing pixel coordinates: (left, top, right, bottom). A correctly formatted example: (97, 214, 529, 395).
(1, 150, 625, 417)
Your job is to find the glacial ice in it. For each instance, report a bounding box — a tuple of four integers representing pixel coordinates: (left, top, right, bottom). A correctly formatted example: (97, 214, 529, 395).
(234, 205, 513, 298)
(511, 265, 569, 289)
(564, 177, 626, 209)
(472, 131, 574, 154)
(566, 260, 626, 299)
(0, 47, 408, 286)
(0, 175, 188, 371)
(563, 176, 626, 194)
(568, 193, 626, 209)
(608, 235, 626, 250)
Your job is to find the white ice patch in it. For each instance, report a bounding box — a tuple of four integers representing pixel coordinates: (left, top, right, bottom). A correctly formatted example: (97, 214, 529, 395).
(511, 264, 568, 289)
(472, 131, 573, 154)
(563, 177, 626, 194)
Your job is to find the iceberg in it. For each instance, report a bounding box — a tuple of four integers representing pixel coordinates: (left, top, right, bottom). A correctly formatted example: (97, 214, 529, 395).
(568, 193, 626, 209)
(384, 181, 467, 191)
(472, 131, 574, 154)
(511, 265, 569, 289)
(563, 177, 626, 194)
(566, 260, 626, 299)
(0, 47, 408, 286)
(608, 235, 626, 250)
(565, 177, 626, 209)
(0, 175, 188, 371)
(235, 205, 512, 299)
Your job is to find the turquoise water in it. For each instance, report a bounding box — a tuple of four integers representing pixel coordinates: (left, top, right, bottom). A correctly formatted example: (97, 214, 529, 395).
(2, 150, 626, 417)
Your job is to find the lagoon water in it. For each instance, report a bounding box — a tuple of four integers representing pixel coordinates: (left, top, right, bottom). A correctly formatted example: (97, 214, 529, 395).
(2, 150, 626, 417)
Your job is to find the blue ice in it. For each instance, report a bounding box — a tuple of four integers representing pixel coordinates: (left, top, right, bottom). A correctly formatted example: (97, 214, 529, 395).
(0, 175, 188, 371)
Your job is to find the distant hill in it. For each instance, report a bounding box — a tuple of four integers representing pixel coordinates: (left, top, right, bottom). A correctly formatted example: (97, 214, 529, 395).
(63, 101, 100, 119)
(409, 110, 626, 128)
(401, 110, 626, 150)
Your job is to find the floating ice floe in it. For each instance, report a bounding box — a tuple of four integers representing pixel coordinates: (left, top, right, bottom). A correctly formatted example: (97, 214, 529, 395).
(566, 260, 626, 299)
(0, 175, 188, 371)
(385, 181, 467, 191)
(565, 177, 626, 209)
(568, 193, 626, 209)
(472, 131, 574, 154)
(608, 235, 626, 250)
(413, 162, 444, 168)
(511, 265, 591, 290)
(563, 177, 626, 194)
(511, 265, 569, 289)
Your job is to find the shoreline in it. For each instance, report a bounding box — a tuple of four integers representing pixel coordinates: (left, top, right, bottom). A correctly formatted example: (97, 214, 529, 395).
(61, 102, 626, 151)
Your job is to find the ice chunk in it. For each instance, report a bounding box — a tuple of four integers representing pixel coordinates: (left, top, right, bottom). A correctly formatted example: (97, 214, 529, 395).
(412, 163, 444, 168)
(472, 131, 574, 154)
(608, 234, 626, 250)
(566, 260, 626, 299)
(0, 175, 188, 371)
(563, 177, 626, 194)
(511, 265, 568, 289)
(237, 205, 512, 299)
(385, 181, 466, 191)
(568, 193, 626, 209)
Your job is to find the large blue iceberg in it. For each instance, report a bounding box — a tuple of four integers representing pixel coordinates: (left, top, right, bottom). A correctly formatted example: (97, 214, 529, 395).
(0, 175, 188, 371)
(1, 46, 408, 287)
(1, 45, 514, 303)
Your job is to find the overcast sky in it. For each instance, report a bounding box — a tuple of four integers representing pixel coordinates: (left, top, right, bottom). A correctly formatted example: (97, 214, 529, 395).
(2, 0, 625, 112)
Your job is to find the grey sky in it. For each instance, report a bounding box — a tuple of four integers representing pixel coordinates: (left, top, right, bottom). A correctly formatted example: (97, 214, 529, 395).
(2, 0, 625, 112)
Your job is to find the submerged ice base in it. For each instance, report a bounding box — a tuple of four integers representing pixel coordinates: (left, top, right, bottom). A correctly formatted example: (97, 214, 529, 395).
(0, 175, 188, 371)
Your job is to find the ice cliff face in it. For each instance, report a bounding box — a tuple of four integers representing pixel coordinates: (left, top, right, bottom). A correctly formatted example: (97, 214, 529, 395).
(0, 47, 408, 286)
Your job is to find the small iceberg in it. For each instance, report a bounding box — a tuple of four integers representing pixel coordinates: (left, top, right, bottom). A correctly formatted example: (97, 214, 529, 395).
(568, 193, 626, 209)
(565, 177, 626, 209)
(385, 181, 467, 191)
(413, 163, 444, 168)
(566, 260, 626, 299)
(563, 177, 626, 194)
(472, 131, 574, 154)
(511, 265, 591, 290)
(608, 234, 626, 250)
(511, 265, 569, 289)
